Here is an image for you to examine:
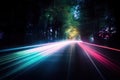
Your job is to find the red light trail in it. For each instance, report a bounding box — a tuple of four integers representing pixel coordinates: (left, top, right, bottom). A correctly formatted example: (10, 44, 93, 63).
(77, 42, 120, 72)
(82, 41, 120, 52)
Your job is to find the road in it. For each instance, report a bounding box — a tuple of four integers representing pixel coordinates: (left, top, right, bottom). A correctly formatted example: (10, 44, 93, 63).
(0, 42, 120, 80)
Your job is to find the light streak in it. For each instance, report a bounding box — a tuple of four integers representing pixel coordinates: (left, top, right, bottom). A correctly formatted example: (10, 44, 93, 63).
(1, 40, 120, 79)
(0, 42, 61, 64)
(0, 41, 71, 64)
(0, 40, 75, 79)
(78, 42, 120, 72)
(82, 48, 105, 80)
(82, 41, 120, 52)
(67, 44, 75, 80)
(0, 42, 58, 52)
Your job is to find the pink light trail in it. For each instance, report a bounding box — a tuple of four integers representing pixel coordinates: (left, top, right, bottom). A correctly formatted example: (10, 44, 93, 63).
(78, 42, 120, 72)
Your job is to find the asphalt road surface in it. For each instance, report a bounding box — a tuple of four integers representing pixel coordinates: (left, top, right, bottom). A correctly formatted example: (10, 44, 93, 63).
(0, 43, 120, 80)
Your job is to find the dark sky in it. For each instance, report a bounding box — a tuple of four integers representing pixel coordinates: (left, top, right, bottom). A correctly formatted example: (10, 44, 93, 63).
(0, 0, 120, 48)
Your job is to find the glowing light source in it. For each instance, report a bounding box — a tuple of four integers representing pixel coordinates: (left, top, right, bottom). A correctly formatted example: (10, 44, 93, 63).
(65, 26, 80, 40)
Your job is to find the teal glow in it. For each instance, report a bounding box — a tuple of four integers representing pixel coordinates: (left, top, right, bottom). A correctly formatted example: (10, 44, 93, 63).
(0, 41, 75, 79)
